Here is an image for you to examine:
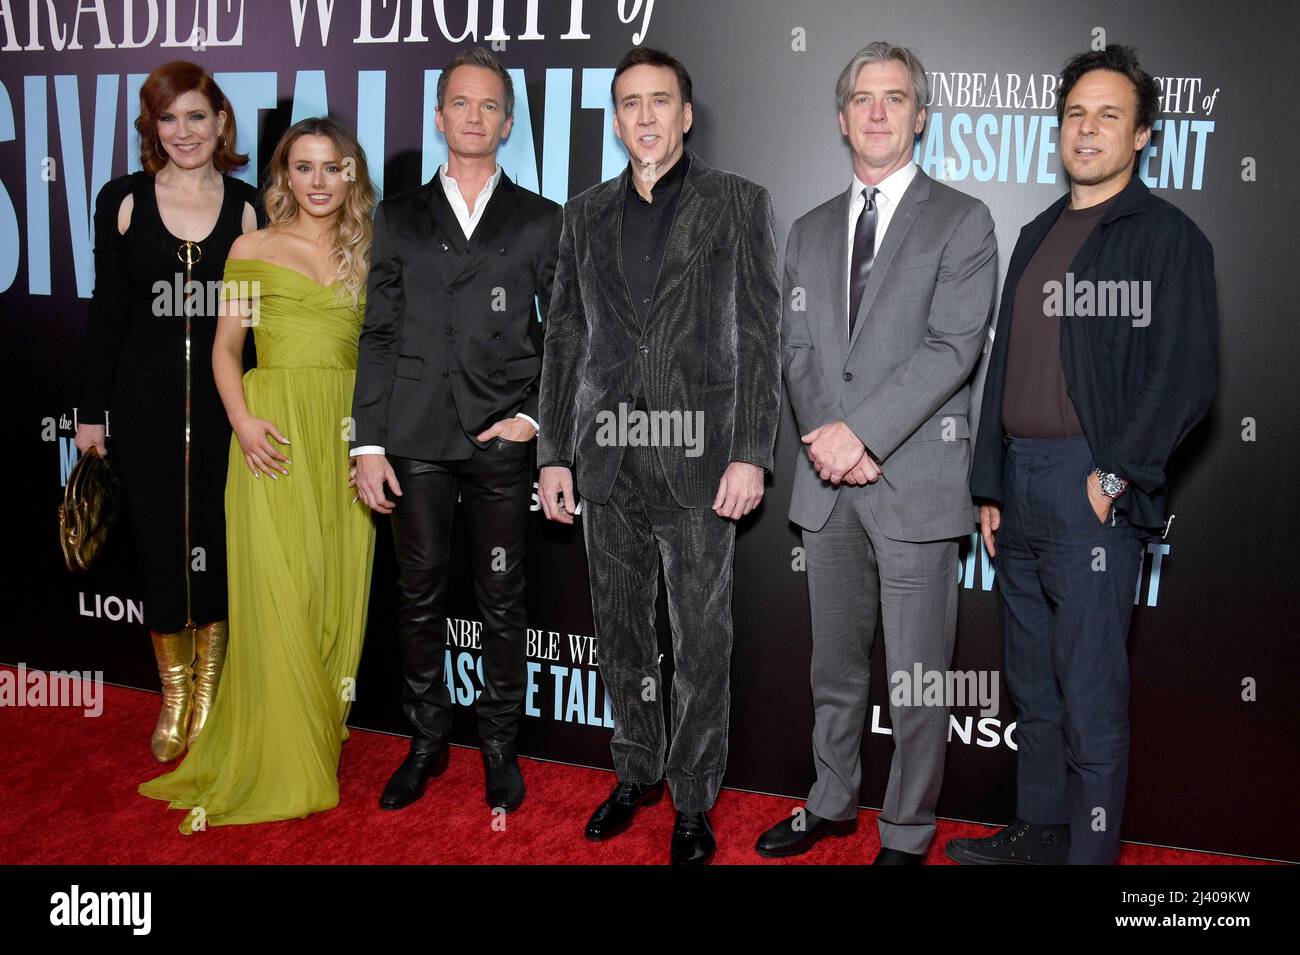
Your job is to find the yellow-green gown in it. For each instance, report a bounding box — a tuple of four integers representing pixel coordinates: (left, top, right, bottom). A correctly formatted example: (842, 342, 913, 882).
(139, 259, 375, 833)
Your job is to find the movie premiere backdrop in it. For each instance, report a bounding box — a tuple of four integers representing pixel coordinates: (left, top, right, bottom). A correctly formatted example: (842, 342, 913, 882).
(2, 0, 1296, 861)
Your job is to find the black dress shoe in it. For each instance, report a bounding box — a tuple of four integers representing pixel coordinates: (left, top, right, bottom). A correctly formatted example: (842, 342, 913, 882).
(483, 752, 525, 813)
(671, 811, 716, 865)
(379, 744, 449, 810)
(873, 846, 926, 865)
(584, 780, 664, 841)
(944, 819, 1070, 865)
(755, 810, 857, 858)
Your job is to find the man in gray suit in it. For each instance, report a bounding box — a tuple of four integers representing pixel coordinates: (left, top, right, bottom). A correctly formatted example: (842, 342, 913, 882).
(537, 47, 781, 865)
(755, 42, 997, 864)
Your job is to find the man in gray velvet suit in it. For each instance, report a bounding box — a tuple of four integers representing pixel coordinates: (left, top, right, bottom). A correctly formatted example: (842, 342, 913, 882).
(537, 47, 781, 865)
(755, 42, 997, 864)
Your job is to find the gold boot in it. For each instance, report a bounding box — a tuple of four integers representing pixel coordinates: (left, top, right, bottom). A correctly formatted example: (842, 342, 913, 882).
(150, 628, 195, 762)
(187, 619, 229, 748)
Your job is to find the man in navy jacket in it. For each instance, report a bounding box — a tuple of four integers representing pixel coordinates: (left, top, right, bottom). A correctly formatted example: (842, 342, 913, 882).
(948, 45, 1217, 865)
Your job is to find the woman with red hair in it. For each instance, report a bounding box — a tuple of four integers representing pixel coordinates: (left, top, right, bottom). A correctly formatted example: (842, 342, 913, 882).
(75, 61, 258, 763)
(139, 118, 379, 832)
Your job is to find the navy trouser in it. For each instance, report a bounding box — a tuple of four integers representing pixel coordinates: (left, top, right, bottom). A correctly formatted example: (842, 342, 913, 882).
(994, 436, 1147, 864)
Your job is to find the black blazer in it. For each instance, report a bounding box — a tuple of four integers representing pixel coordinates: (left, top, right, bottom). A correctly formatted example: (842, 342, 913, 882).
(971, 175, 1218, 529)
(351, 172, 562, 461)
(536, 152, 782, 508)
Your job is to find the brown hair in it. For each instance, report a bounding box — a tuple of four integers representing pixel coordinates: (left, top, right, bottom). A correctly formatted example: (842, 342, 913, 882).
(611, 47, 693, 106)
(262, 117, 377, 308)
(136, 61, 248, 175)
(1058, 45, 1160, 172)
(437, 46, 515, 118)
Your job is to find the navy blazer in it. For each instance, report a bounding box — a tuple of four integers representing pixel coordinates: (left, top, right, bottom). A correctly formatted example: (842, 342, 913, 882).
(971, 175, 1218, 530)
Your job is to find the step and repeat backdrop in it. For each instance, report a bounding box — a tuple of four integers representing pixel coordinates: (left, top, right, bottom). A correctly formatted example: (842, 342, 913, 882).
(3, 1, 1296, 860)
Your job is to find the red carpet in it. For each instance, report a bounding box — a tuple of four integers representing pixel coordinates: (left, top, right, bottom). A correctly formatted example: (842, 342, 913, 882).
(0, 666, 1268, 865)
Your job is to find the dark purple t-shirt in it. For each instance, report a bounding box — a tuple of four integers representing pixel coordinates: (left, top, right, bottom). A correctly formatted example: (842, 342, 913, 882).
(1001, 194, 1117, 438)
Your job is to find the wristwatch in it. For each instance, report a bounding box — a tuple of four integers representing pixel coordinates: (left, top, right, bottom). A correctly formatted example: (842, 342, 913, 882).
(1093, 468, 1129, 499)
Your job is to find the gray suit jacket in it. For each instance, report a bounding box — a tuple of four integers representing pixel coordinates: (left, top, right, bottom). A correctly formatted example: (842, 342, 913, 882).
(783, 169, 997, 539)
(538, 152, 782, 507)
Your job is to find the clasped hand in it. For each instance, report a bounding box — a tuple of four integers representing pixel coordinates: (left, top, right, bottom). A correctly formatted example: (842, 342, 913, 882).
(802, 421, 880, 486)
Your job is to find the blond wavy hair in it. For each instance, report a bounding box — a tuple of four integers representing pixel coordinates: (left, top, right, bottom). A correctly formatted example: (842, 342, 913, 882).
(262, 117, 376, 307)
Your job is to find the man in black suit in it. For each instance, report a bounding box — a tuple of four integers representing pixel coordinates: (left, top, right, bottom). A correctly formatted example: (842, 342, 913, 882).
(536, 48, 782, 864)
(351, 47, 561, 815)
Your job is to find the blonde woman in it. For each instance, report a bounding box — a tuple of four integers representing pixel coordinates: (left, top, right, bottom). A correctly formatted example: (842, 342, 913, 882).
(139, 117, 377, 832)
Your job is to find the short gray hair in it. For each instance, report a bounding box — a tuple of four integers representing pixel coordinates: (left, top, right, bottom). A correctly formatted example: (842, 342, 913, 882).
(437, 46, 515, 118)
(835, 41, 928, 118)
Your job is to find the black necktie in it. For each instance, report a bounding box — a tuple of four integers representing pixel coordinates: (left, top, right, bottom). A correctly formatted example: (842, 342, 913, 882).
(848, 186, 878, 336)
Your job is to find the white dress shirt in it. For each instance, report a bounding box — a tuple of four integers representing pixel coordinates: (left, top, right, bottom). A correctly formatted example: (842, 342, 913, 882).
(352, 162, 536, 458)
(845, 160, 918, 336)
(439, 161, 503, 240)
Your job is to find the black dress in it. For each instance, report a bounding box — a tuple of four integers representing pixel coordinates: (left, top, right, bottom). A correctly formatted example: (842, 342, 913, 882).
(81, 171, 257, 632)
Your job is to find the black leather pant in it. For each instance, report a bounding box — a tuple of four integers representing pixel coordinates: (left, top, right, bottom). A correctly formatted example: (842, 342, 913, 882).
(388, 438, 533, 754)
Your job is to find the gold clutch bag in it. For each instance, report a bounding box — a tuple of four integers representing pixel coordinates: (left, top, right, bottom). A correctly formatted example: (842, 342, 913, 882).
(58, 446, 121, 572)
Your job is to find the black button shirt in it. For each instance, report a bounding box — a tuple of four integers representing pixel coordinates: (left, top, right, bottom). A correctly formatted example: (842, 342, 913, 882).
(621, 152, 689, 327)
